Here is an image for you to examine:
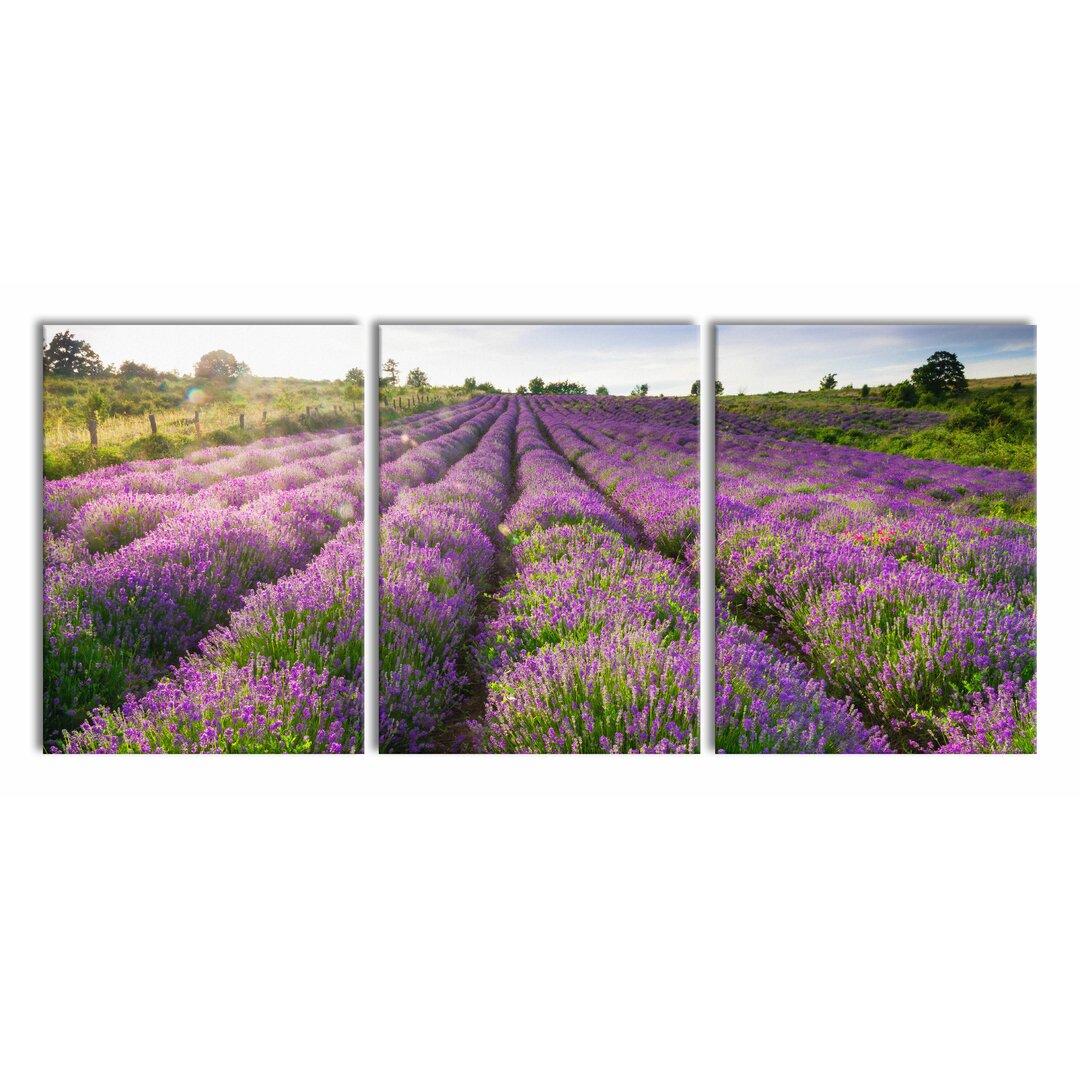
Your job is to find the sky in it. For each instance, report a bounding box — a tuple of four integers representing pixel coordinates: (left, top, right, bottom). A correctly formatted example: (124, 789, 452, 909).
(43, 324, 362, 381)
(715, 324, 1037, 395)
(379, 324, 700, 395)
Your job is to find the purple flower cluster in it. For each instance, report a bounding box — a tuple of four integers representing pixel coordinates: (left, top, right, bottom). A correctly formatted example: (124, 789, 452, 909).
(933, 676, 1036, 754)
(723, 403, 950, 437)
(63, 659, 360, 754)
(714, 415, 1036, 752)
(45, 427, 362, 534)
(46, 431, 365, 740)
(64, 521, 368, 753)
(470, 399, 699, 753)
(380, 400, 517, 750)
(539, 400, 699, 560)
(714, 620, 889, 753)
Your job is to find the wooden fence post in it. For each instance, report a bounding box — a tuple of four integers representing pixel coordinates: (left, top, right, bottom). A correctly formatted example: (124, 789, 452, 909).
(88, 416, 98, 448)
(239, 413, 245, 430)
(262, 409, 268, 424)
(306, 405, 311, 418)
(194, 408, 201, 436)
(149, 413, 157, 435)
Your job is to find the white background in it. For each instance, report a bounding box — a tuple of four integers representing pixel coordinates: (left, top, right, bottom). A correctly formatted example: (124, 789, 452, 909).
(3, 2, 1078, 1078)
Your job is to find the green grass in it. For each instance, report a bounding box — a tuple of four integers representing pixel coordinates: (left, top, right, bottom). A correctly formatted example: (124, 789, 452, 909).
(719, 376, 1036, 472)
(43, 372, 363, 479)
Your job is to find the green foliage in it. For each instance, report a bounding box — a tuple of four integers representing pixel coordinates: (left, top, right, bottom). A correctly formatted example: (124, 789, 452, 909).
(691, 379, 723, 396)
(83, 389, 111, 422)
(405, 367, 430, 390)
(528, 376, 546, 394)
(194, 349, 248, 380)
(595, 385, 610, 396)
(630, 383, 649, 397)
(885, 380, 919, 407)
(44, 444, 126, 480)
(544, 380, 587, 394)
(43, 331, 105, 377)
(383, 357, 400, 386)
(344, 367, 364, 386)
(719, 379, 1035, 476)
(819, 373, 838, 391)
(860, 384, 870, 398)
(912, 350, 967, 397)
(463, 376, 477, 391)
(118, 359, 166, 379)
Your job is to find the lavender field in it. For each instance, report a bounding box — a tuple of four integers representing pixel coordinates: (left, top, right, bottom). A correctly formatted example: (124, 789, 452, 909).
(713, 411, 1036, 753)
(44, 425, 365, 752)
(380, 394, 701, 752)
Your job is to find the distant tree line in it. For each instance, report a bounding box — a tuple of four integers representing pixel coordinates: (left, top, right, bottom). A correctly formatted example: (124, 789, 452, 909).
(811, 351, 971, 408)
(44, 331, 252, 383)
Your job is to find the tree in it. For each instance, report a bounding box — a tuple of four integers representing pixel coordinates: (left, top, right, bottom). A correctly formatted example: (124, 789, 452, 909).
(118, 360, 164, 379)
(344, 367, 364, 387)
(406, 367, 430, 390)
(885, 380, 919, 407)
(475, 381, 497, 394)
(630, 383, 648, 397)
(383, 357, 400, 386)
(463, 377, 477, 392)
(595, 385, 610, 396)
(515, 385, 528, 395)
(691, 380, 723, 396)
(544, 380, 586, 394)
(194, 350, 248, 380)
(911, 351, 967, 397)
(43, 331, 104, 377)
(819, 373, 838, 391)
(528, 376, 546, 394)
(860, 384, 870, 398)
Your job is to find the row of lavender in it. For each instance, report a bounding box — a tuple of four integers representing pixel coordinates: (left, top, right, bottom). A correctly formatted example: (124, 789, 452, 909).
(380, 399, 515, 749)
(467, 398, 701, 752)
(713, 409, 1036, 752)
(51, 399, 514, 749)
(537, 398, 886, 752)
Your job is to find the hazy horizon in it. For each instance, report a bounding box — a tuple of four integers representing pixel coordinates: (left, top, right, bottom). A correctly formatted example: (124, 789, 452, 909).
(715, 324, 1036, 396)
(43, 324, 362, 382)
(379, 324, 700, 396)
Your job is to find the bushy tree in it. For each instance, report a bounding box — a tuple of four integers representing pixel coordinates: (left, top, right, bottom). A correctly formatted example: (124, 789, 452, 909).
(819, 373, 838, 391)
(912, 351, 967, 397)
(528, 376, 546, 394)
(344, 367, 364, 386)
(515, 385, 528, 394)
(595, 385, 610, 396)
(118, 359, 164, 379)
(83, 389, 111, 421)
(691, 380, 723, 395)
(630, 383, 648, 397)
(463, 377, 477, 392)
(406, 367, 430, 390)
(860, 384, 870, 398)
(383, 357, 400, 386)
(544, 380, 586, 394)
(476, 381, 497, 393)
(885, 380, 919, 407)
(44, 331, 104, 377)
(194, 350, 248, 380)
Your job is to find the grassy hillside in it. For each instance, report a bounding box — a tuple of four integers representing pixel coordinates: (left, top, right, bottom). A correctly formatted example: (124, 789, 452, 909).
(719, 375, 1036, 472)
(42, 374, 489, 479)
(43, 373, 363, 479)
